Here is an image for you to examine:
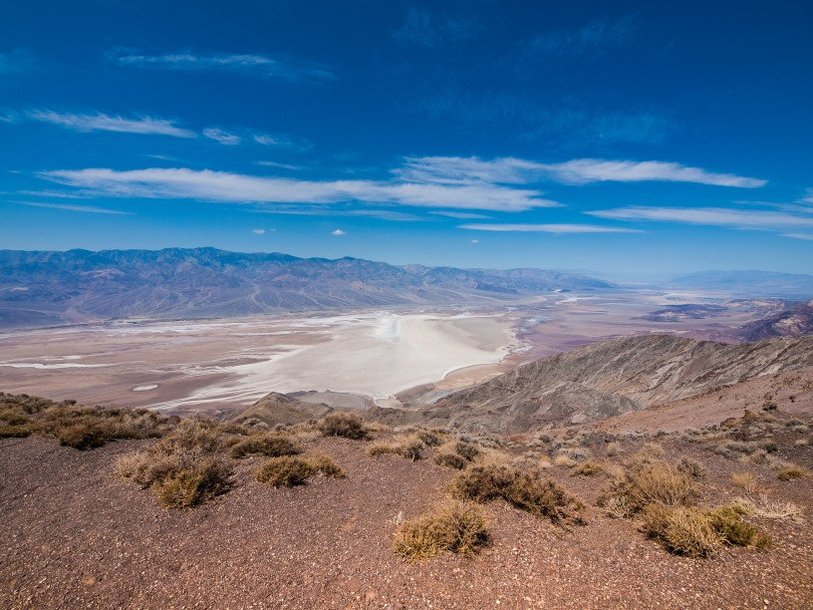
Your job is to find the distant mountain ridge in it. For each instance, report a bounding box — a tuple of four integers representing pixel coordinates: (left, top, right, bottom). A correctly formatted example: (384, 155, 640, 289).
(0, 247, 612, 328)
(670, 270, 813, 298)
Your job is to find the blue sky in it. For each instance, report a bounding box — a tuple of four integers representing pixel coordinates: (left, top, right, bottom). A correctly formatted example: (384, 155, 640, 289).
(1, 0, 812, 276)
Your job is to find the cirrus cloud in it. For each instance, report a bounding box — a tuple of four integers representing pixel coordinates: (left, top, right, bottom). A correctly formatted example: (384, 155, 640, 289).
(26, 110, 196, 138)
(39, 167, 556, 212)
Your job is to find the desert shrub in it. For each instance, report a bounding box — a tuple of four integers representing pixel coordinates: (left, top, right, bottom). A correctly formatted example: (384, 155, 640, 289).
(434, 450, 468, 470)
(641, 503, 721, 558)
(308, 454, 346, 479)
(415, 429, 445, 447)
(317, 412, 370, 440)
(452, 464, 584, 525)
(255, 455, 345, 487)
(393, 502, 489, 560)
(732, 495, 803, 521)
(731, 472, 761, 493)
(677, 458, 706, 480)
(553, 453, 577, 468)
(777, 464, 811, 481)
(229, 433, 302, 459)
(255, 456, 315, 487)
(152, 458, 233, 509)
(606, 461, 696, 517)
(368, 442, 400, 457)
(571, 459, 603, 477)
(604, 441, 621, 457)
(455, 441, 480, 462)
(708, 505, 772, 549)
(115, 419, 232, 508)
(368, 436, 425, 461)
(0, 423, 34, 438)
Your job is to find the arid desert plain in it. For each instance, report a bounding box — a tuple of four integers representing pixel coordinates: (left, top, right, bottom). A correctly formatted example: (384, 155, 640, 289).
(0, 290, 774, 413)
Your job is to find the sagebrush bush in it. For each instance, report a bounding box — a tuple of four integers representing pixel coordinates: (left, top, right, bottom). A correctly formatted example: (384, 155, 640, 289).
(776, 464, 811, 481)
(255, 455, 345, 487)
(367, 436, 425, 461)
(607, 461, 696, 516)
(434, 450, 468, 470)
(0, 393, 173, 449)
(641, 502, 771, 557)
(317, 412, 370, 440)
(115, 419, 232, 508)
(393, 502, 489, 560)
(228, 433, 302, 459)
(572, 459, 603, 477)
(641, 503, 721, 557)
(452, 464, 584, 525)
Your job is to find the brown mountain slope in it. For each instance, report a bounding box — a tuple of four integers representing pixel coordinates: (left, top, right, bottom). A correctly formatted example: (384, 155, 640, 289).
(229, 392, 333, 427)
(740, 300, 813, 341)
(426, 334, 813, 433)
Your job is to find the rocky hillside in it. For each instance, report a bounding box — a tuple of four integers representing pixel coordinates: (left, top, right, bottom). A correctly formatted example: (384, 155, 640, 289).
(740, 300, 813, 341)
(426, 334, 813, 433)
(0, 247, 611, 328)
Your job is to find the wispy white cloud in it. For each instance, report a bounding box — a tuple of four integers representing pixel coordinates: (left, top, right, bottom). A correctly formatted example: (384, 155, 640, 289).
(460, 223, 641, 234)
(251, 228, 266, 235)
(256, 161, 302, 171)
(40, 167, 553, 212)
(27, 110, 196, 138)
(782, 233, 813, 241)
(203, 127, 241, 145)
(401, 156, 766, 188)
(16, 201, 131, 215)
(112, 51, 336, 83)
(331, 229, 345, 236)
(429, 211, 491, 219)
(588, 206, 813, 229)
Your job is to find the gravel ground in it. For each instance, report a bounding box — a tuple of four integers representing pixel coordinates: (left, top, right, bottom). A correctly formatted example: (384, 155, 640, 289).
(1, 426, 812, 609)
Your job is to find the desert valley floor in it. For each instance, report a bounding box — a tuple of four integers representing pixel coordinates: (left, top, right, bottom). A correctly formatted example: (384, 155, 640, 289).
(0, 289, 772, 413)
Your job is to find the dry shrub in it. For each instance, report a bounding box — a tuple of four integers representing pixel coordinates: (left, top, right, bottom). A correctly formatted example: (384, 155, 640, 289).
(308, 454, 346, 479)
(776, 464, 812, 481)
(553, 453, 578, 468)
(455, 441, 480, 462)
(255, 454, 345, 487)
(677, 458, 707, 480)
(641, 503, 721, 558)
(572, 459, 604, 477)
(368, 435, 425, 461)
(604, 441, 621, 457)
(434, 450, 468, 470)
(732, 495, 803, 521)
(115, 419, 232, 508)
(452, 464, 584, 525)
(393, 502, 489, 560)
(433, 440, 480, 470)
(317, 412, 370, 440)
(229, 433, 301, 459)
(606, 461, 696, 517)
(708, 505, 772, 549)
(415, 429, 445, 447)
(0, 423, 34, 438)
(255, 456, 315, 487)
(641, 502, 771, 557)
(731, 472, 761, 494)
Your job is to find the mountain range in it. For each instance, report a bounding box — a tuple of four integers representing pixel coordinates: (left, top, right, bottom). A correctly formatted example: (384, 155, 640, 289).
(0, 247, 612, 328)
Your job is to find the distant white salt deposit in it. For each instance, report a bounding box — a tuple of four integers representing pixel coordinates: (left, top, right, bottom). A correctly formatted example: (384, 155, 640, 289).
(132, 384, 159, 392)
